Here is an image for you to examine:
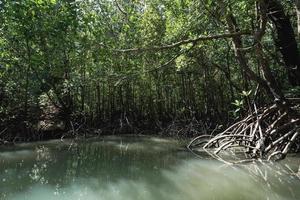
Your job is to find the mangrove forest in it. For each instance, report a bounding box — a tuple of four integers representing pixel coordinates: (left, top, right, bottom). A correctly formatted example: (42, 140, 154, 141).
(0, 0, 300, 199)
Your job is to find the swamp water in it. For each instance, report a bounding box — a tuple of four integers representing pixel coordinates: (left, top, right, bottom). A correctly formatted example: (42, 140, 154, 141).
(0, 135, 300, 200)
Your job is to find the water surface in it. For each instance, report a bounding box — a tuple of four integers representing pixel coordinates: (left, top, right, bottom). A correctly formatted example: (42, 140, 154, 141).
(0, 135, 299, 200)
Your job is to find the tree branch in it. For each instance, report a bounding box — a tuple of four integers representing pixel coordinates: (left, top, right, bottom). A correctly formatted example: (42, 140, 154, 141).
(113, 31, 251, 53)
(114, 0, 128, 16)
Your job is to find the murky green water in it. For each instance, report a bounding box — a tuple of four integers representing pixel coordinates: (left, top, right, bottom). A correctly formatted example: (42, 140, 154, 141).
(0, 135, 300, 200)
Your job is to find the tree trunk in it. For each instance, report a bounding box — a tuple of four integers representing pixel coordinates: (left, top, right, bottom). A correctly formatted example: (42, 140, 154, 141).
(25, 39, 31, 122)
(265, 0, 300, 86)
(224, 13, 273, 98)
(217, 0, 287, 104)
(295, 0, 300, 38)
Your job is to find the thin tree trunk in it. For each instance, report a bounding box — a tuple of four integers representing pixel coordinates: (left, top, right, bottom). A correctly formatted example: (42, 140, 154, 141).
(224, 13, 272, 97)
(256, 1, 285, 102)
(25, 39, 31, 121)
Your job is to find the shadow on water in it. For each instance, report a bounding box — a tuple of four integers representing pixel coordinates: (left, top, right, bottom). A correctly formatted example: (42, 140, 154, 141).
(0, 135, 299, 200)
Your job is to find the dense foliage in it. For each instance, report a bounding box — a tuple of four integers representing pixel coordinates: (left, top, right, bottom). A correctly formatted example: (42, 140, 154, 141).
(0, 0, 299, 141)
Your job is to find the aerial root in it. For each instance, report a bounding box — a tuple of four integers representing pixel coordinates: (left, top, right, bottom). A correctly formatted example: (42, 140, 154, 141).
(188, 100, 300, 163)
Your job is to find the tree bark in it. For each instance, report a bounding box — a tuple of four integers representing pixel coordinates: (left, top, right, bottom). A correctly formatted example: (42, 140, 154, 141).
(295, 0, 300, 38)
(265, 0, 300, 86)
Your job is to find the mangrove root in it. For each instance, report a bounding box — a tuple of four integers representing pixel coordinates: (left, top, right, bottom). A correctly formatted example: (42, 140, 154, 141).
(188, 99, 300, 163)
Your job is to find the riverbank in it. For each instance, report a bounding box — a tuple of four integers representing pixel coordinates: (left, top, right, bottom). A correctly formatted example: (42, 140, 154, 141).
(0, 118, 219, 145)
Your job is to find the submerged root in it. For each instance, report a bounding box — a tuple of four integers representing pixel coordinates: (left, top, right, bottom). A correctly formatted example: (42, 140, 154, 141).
(188, 99, 300, 163)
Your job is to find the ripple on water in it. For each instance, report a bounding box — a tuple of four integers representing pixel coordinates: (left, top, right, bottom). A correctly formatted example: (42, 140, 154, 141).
(0, 136, 300, 200)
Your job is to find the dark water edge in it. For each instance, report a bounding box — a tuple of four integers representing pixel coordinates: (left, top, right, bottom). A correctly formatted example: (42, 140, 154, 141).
(0, 118, 210, 144)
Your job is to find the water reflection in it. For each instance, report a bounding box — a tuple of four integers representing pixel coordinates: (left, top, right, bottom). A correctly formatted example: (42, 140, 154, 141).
(0, 135, 299, 200)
